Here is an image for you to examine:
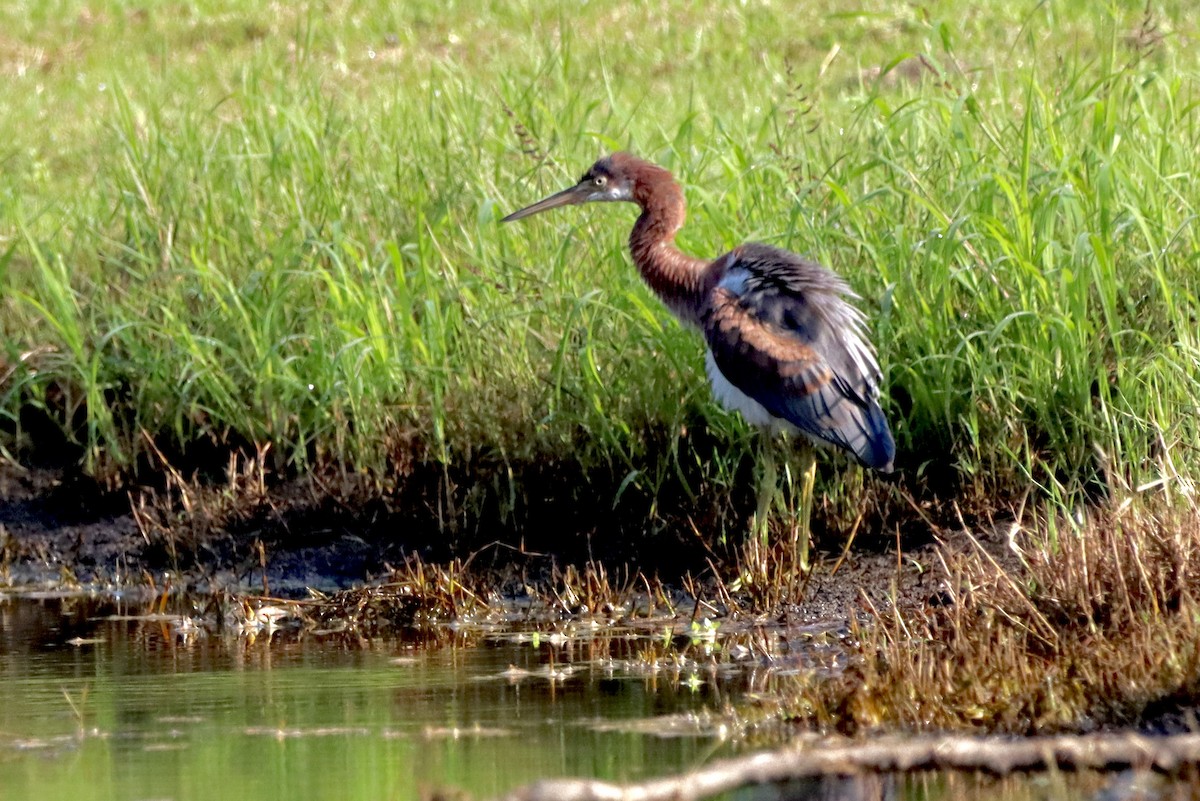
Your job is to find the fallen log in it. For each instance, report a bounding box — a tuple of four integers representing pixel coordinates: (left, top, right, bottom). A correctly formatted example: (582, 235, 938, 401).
(491, 733, 1200, 801)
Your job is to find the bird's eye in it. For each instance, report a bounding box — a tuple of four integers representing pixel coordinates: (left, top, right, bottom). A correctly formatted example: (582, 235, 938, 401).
(592, 175, 607, 187)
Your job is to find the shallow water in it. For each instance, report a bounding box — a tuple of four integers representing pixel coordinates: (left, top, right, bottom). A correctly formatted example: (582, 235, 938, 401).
(0, 595, 1184, 801)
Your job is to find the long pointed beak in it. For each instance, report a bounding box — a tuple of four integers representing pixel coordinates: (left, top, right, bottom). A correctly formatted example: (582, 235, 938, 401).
(501, 184, 586, 223)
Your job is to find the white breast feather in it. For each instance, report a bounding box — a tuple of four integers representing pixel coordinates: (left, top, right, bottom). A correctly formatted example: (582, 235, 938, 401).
(705, 350, 790, 430)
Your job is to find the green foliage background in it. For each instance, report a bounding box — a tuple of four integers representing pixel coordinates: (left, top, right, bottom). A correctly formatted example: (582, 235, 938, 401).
(2, 0, 1198, 533)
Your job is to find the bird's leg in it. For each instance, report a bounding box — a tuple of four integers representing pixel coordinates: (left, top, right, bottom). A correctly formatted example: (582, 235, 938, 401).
(776, 434, 814, 576)
(793, 442, 817, 573)
(753, 435, 779, 547)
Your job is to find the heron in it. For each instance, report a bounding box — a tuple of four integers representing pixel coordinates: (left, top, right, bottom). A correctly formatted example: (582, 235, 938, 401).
(502, 152, 894, 567)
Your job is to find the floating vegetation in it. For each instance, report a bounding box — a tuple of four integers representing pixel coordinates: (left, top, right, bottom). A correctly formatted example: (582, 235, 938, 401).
(243, 726, 373, 739)
(585, 712, 735, 740)
(303, 556, 493, 635)
(413, 725, 517, 741)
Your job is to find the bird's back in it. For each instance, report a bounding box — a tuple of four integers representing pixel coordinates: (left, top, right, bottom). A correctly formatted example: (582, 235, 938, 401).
(700, 243, 895, 471)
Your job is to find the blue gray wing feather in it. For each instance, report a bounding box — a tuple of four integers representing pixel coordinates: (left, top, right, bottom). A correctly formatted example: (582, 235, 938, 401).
(700, 243, 895, 471)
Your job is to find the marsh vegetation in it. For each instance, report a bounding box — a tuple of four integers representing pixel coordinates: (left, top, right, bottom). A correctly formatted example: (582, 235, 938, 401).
(3, 0, 1200, 750)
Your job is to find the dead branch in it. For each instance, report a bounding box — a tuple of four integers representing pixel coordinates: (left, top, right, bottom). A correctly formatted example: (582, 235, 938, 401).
(491, 733, 1200, 801)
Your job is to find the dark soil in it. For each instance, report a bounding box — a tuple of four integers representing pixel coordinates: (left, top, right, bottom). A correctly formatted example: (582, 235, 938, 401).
(0, 464, 411, 593)
(0, 461, 967, 625)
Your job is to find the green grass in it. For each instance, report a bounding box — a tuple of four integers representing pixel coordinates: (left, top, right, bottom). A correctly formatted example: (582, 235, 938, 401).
(2, 0, 1199, 540)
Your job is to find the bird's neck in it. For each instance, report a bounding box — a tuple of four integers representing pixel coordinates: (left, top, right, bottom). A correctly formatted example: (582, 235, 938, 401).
(628, 177, 710, 327)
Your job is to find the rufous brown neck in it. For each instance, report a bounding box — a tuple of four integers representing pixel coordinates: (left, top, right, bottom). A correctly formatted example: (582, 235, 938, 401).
(621, 159, 710, 327)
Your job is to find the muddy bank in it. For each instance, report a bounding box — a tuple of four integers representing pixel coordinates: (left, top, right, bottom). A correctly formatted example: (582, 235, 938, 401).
(0, 462, 963, 625)
(7, 460, 1200, 741)
(0, 464, 432, 593)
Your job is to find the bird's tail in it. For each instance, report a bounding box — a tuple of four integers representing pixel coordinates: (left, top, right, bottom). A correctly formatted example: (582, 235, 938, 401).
(853, 401, 896, 473)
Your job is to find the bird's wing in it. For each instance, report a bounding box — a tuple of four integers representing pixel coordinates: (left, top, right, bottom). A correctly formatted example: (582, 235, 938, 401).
(701, 243, 894, 471)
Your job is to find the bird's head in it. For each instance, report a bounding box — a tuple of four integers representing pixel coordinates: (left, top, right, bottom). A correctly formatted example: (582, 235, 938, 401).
(501, 153, 642, 223)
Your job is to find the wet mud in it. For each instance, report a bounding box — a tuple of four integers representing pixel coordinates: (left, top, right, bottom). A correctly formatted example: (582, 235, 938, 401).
(0, 462, 957, 627)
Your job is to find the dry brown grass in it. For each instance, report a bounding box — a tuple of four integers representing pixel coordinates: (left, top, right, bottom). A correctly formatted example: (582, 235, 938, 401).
(770, 500, 1200, 734)
(305, 555, 493, 636)
(128, 439, 273, 572)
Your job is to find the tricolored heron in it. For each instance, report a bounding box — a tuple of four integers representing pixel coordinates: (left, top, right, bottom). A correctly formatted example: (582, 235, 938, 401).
(502, 153, 894, 565)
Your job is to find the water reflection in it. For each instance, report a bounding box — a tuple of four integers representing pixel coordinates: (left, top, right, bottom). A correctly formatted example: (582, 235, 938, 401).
(0, 595, 1188, 801)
